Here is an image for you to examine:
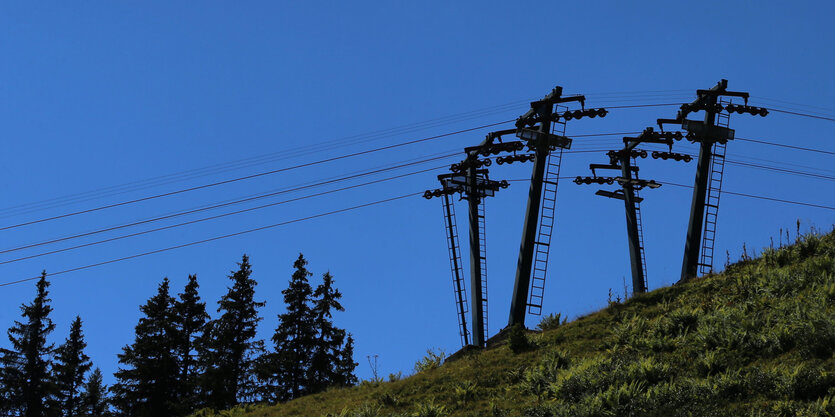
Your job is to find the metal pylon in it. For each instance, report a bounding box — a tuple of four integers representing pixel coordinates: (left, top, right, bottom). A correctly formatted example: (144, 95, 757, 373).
(476, 199, 488, 338)
(441, 193, 470, 346)
(527, 110, 566, 316)
(698, 100, 730, 275)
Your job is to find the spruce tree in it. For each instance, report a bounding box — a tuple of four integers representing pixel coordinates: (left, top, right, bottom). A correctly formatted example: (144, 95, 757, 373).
(198, 255, 264, 409)
(308, 272, 347, 392)
(269, 254, 317, 401)
(53, 316, 92, 417)
(0, 271, 56, 417)
(336, 334, 358, 387)
(111, 278, 179, 417)
(172, 274, 208, 414)
(80, 368, 110, 417)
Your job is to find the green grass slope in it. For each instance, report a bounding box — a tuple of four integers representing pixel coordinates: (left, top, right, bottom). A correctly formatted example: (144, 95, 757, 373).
(196, 230, 835, 417)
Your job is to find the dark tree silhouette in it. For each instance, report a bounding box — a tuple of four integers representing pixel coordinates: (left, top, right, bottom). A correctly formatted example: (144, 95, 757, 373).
(80, 368, 111, 417)
(198, 255, 264, 409)
(258, 256, 357, 401)
(111, 278, 179, 417)
(336, 334, 358, 387)
(53, 316, 92, 417)
(309, 272, 355, 391)
(0, 271, 56, 417)
(172, 274, 208, 414)
(266, 254, 317, 401)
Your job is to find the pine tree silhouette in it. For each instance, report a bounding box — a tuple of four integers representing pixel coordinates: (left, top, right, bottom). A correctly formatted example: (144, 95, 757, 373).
(111, 278, 179, 417)
(54, 316, 92, 417)
(172, 274, 208, 414)
(336, 334, 358, 387)
(268, 254, 317, 400)
(309, 271, 352, 391)
(80, 368, 111, 417)
(198, 255, 264, 409)
(258, 255, 358, 401)
(0, 271, 56, 416)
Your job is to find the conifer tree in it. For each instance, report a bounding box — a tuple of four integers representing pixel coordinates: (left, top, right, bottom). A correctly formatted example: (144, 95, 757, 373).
(336, 334, 358, 387)
(268, 254, 317, 401)
(80, 368, 110, 417)
(308, 272, 348, 392)
(111, 278, 179, 417)
(0, 271, 56, 416)
(53, 316, 92, 417)
(172, 274, 208, 414)
(198, 255, 264, 409)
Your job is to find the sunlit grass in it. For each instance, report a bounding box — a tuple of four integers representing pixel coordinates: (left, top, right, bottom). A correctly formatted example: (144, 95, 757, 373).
(195, 227, 835, 416)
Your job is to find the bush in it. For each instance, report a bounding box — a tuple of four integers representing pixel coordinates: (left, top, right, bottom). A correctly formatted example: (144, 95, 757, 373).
(804, 395, 835, 416)
(776, 363, 833, 401)
(412, 399, 446, 417)
(659, 308, 700, 337)
(414, 349, 445, 373)
(536, 313, 565, 331)
(376, 391, 400, 407)
(584, 380, 647, 416)
(521, 366, 551, 400)
(643, 378, 716, 415)
(624, 356, 672, 385)
(453, 380, 479, 404)
(508, 324, 533, 354)
(710, 369, 746, 399)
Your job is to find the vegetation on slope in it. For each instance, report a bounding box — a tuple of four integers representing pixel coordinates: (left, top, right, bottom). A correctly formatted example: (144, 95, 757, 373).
(197, 229, 835, 417)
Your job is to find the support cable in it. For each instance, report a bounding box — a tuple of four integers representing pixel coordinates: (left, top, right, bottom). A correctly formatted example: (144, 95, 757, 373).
(0, 192, 422, 287)
(0, 154, 458, 254)
(0, 166, 449, 265)
(0, 122, 511, 232)
(2, 178, 831, 288)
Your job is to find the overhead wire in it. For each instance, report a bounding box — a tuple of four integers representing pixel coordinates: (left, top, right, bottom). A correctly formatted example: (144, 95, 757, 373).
(0, 154, 461, 255)
(2, 172, 832, 287)
(659, 181, 835, 211)
(2, 96, 832, 279)
(0, 102, 697, 232)
(766, 108, 835, 122)
(0, 100, 530, 218)
(0, 91, 691, 218)
(0, 165, 451, 266)
(0, 147, 621, 255)
(0, 120, 512, 232)
(736, 137, 835, 156)
(0, 192, 422, 287)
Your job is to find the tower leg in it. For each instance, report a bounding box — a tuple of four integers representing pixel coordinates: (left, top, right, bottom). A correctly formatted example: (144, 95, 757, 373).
(621, 157, 646, 294)
(509, 106, 552, 328)
(467, 166, 485, 346)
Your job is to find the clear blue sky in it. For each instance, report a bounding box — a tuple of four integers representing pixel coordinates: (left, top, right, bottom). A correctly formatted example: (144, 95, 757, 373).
(1, 1, 833, 385)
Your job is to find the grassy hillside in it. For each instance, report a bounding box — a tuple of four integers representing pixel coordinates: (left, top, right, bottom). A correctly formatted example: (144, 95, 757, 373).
(195, 229, 835, 417)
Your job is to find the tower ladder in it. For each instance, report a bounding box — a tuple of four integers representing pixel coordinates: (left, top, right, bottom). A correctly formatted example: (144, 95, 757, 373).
(633, 178, 649, 294)
(527, 108, 566, 315)
(698, 99, 731, 275)
(477, 198, 488, 339)
(441, 194, 470, 346)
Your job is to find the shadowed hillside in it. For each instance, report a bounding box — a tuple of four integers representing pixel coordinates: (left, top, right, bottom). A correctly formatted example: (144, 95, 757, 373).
(194, 228, 835, 417)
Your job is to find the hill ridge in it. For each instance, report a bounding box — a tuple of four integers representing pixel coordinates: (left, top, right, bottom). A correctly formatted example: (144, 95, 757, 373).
(194, 228, 835, 417)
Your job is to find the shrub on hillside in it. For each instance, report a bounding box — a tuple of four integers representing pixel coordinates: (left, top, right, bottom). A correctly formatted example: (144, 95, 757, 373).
(536, 313, 565, 331)
(413, 348, 445, 373)
(412, 399, 446, 417)
(508, 324, 534, 354)
(453, 380, 479, 405)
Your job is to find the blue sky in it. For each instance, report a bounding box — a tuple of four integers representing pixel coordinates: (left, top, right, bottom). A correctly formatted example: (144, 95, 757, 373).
(1, 1, 833, 385)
